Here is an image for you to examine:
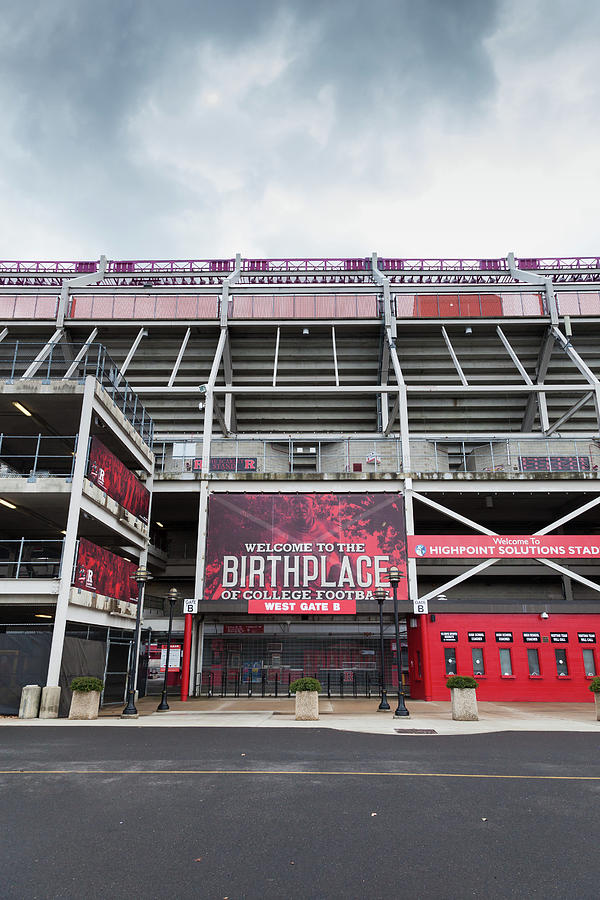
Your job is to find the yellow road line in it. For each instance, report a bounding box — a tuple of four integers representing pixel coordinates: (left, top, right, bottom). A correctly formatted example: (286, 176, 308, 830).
(0, 769, 599, 780)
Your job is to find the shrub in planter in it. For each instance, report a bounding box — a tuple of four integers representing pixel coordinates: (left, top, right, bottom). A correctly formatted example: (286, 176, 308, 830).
(446, 674, 479, 721)
(69, 676, 104, 720)
(289, 677, 322, 694)
(446, 675, 478, 690)
(290, 677, 321, 721)
(71, 677, 104, 693)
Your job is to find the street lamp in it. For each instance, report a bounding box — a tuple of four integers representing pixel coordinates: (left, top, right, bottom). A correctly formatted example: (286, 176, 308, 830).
(373, 587, 390, 711)
(122, 565, 153, 717)
(157, 587, 179, 712)
(387, 565, 409, 718)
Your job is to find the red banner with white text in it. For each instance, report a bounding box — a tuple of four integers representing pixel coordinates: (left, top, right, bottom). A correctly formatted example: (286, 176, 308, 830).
(408, 535, 600, 558)
(87, 436, 150, 523)
(204, 493, 407, 614)
(73, 538, 139, 603)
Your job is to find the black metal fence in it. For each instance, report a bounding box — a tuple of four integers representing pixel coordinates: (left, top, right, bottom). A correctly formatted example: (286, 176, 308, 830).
(196, 669, 408, 699)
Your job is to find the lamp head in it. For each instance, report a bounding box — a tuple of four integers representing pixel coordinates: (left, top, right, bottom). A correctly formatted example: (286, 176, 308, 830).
(167, 587, 179, 604)
(387, 565, 402, 586)
(373, 587, 388, 603)
(132, 566, 152, 584)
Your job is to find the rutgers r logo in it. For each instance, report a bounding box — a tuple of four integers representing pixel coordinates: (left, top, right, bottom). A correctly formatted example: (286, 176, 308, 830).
(243, 459, 256, 470)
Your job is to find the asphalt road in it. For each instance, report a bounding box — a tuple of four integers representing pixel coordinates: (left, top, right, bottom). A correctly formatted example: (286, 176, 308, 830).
(2, 728, 600, 899)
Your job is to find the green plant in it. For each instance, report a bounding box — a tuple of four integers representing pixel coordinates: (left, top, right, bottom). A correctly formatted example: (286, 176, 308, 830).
(446, 675, 479, 690)
(70, 676, 104, 693)
(589, 677, 600, 693)
(289, 677, 322, 694)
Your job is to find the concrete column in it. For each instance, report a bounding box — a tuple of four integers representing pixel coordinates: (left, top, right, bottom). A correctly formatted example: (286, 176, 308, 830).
(46, 376, 95, 688)
(18, 685, 41, 719)
(39, 685, 61, 719)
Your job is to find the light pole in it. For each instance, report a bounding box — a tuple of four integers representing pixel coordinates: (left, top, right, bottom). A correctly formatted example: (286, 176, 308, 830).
(387, 565, 409, 718)
(373, 587, 390, 711)
(122, 565, 152, 717)
(157, 588, 179, 712)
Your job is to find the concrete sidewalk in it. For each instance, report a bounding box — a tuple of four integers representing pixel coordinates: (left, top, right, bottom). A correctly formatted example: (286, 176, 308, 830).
(3, 696, 599, 735)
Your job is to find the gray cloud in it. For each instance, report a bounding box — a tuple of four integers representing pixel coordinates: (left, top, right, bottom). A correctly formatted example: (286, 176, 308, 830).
(0, 0, 598, 258)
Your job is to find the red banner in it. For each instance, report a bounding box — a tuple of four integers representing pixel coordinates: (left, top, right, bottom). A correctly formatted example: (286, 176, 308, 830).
(87, 437, 150, 523)
(73, 538, 139, 603)
(408, 535, 600, 558)
(204, 493, 407, 614)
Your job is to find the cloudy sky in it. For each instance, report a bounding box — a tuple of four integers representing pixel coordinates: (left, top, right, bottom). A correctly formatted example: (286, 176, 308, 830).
(0, 0, 598, 260)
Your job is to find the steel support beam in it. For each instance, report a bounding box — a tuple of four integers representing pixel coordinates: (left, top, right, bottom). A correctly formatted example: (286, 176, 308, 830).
(21, 329, 63, 378)
(441, 327, 468, 385)
(115, 327, 147, 386)
(496, 326, 533, 384)
(522, 328, 554, 432)
(331, 326, 339, 387)
(546, 391, 595, 436)
(0, 327, 8, 342)
(62, 328, 98, 379)
(201, 329, 228, 471)
(272, 326, 280, 387)
(168, 328, 191, 388)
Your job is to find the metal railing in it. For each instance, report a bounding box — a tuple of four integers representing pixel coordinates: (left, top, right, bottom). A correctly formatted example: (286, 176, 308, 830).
(155, 438, 600, 477)
(0, 539, 64, 579)
(0, 342, 154, 447)
(0, 434, 77, 479)
(421, 439, 600, 474)
(156, 438, 404, 476)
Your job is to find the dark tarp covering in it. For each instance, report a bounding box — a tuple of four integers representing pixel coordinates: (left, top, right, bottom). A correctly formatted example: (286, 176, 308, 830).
(0, 632, 51, 715)
(59, 636, 106, 717)
(0, 632, 106, 716)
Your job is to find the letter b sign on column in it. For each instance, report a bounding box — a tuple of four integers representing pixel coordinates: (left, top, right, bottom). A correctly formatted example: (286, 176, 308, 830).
(413, 599, 428, 615)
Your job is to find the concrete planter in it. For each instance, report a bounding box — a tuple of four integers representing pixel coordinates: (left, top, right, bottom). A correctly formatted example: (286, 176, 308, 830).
(69, 690, 101, 720)
(295, 690, 319, 721)
(595, 693, 600, 721)
(451, 687, 479, 721)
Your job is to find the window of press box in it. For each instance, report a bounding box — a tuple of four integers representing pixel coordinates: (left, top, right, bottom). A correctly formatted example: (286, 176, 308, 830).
(499, 648, 513, 676)
(471, 648, 485, 676)
(582, 649, 596, 677)
(527, 649, 540, 676)
(555, 649, 569, 676)
(444, 648, 457, 676)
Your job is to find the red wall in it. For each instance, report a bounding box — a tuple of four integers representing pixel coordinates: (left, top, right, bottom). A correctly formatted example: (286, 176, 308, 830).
(407, 612, 599, 702)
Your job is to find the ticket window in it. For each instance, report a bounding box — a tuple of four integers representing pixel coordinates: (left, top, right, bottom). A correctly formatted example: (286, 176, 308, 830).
(582, 649, 596, 677)
(444, 648, 457, 675)
(555, 649, 569, 676)
(499, 648, 513, 676)
(527, 649, 541, 676)
(471, 649, 485, 676)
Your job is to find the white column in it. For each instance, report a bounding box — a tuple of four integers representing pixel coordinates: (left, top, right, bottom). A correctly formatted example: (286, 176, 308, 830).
(46, 376, 95, 685)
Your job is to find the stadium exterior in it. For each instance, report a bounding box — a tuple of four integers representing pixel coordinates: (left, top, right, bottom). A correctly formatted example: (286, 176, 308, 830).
(1, 252, 600, 714)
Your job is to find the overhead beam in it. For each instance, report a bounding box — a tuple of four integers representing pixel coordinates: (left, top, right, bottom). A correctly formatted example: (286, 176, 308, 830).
(56, 254, 107, 327)
(0, 328, 8, 342)
(417, 559, 500, 604)
(412, 492, 496, 535)
(533, 495, 600, 535)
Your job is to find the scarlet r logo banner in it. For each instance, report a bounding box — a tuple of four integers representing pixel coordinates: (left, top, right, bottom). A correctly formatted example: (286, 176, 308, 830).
(204, 493, 407, 614)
